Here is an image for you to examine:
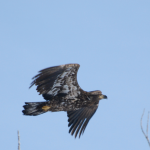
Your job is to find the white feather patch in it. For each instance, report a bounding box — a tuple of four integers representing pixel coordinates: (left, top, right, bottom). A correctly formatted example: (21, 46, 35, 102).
(47, 67, 80, 99)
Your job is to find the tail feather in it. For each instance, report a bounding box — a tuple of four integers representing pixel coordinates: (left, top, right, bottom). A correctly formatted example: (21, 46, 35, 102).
(22, 102, 48, 116)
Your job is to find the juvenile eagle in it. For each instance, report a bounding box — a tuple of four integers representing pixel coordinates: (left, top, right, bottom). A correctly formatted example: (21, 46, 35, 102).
(22, 63, 107, 138)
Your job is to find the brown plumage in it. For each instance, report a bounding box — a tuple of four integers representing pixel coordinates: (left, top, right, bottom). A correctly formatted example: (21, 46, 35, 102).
(22, 63, 107, 138)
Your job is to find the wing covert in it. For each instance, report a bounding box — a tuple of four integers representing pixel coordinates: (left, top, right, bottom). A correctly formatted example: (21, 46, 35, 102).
(30, 64, 80, 99)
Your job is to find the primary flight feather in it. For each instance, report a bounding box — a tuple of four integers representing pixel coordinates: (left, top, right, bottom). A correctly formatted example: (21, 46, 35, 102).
(22, 63, 107, 138)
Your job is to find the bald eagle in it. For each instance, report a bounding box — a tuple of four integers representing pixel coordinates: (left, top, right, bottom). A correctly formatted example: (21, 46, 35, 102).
(22, 64, 107, 138)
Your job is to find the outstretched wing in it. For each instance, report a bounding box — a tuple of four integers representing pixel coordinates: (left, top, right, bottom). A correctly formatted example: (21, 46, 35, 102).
(67, 105, 98, 138)
(30, 64, 81, 100)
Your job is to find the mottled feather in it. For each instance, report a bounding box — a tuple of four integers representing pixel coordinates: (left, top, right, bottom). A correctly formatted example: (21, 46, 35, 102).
(22, 63, 107, 138)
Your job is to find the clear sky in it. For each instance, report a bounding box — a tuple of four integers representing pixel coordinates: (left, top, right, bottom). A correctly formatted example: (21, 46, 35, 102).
(0, 0, 150, 150)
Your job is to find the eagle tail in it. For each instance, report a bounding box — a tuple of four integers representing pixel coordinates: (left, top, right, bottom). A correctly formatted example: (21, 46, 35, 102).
(22, 102, 50, 116)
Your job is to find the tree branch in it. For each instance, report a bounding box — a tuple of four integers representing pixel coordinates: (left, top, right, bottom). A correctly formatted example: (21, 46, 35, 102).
(18, 131, 20, 150)
(141, 109, 150, 147)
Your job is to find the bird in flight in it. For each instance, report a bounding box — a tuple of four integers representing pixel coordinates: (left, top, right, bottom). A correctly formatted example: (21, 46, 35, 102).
(22, 63, 107, 138)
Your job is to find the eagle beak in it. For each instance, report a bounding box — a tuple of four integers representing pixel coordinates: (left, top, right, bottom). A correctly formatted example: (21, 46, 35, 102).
(103, 95, 107, 99)
(99, 95, 107, 99)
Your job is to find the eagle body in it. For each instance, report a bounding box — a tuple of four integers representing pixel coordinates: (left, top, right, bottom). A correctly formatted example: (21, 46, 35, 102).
(23, 64, 107, 138)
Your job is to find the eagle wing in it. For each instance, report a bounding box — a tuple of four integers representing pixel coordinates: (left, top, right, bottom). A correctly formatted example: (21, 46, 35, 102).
(30, 64, 81, 100)
(67, 105, 98, 138)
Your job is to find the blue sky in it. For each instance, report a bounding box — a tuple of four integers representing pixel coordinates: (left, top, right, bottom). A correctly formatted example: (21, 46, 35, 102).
(0, 0, 150, 149)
